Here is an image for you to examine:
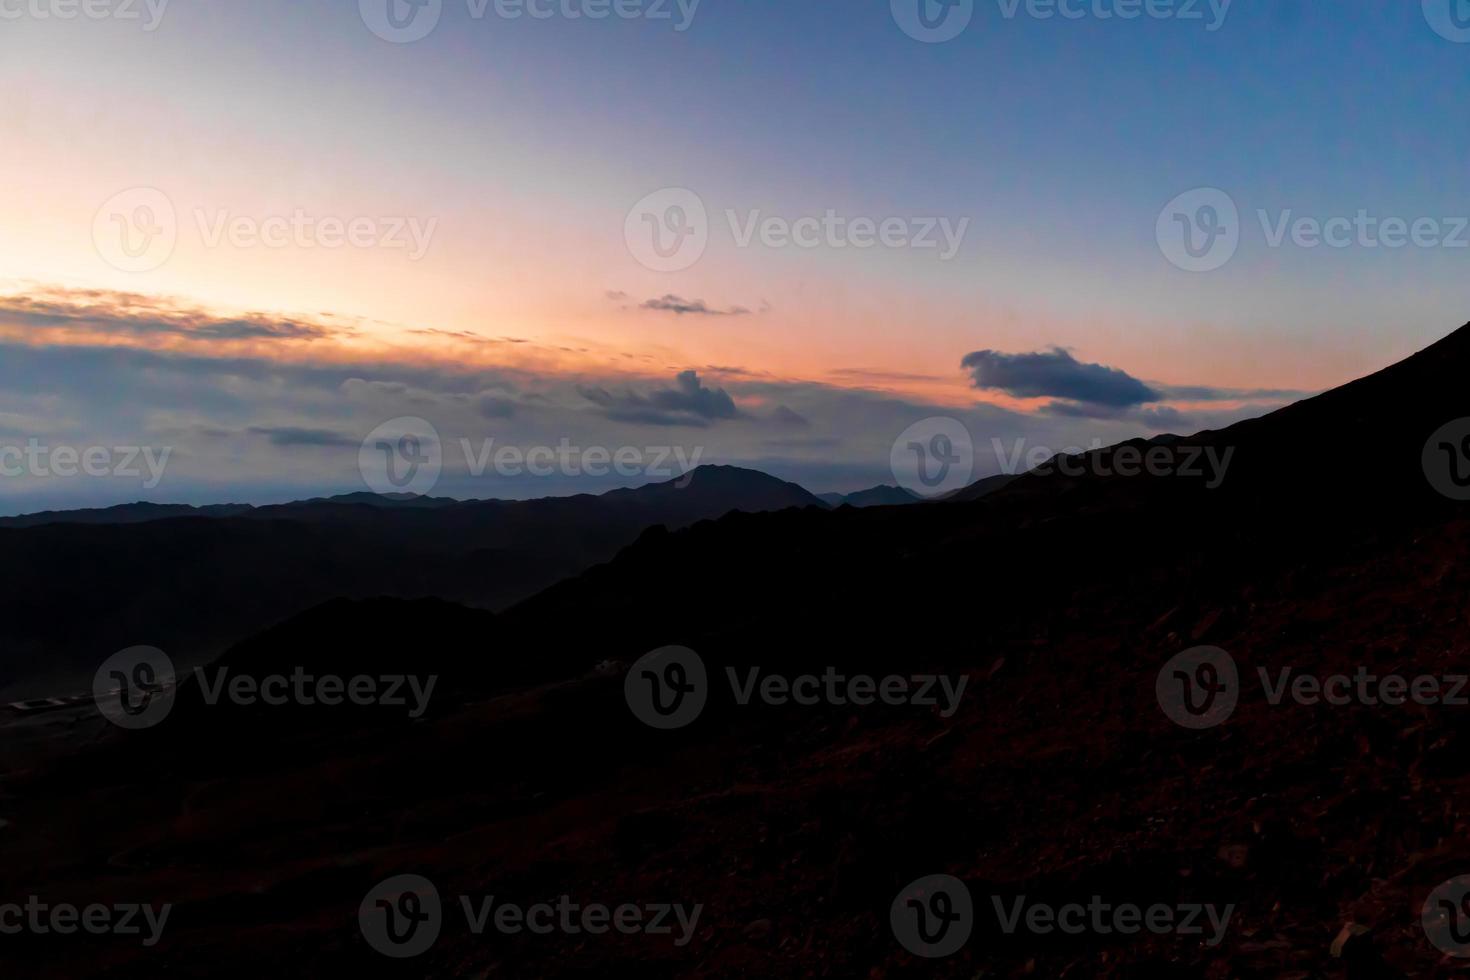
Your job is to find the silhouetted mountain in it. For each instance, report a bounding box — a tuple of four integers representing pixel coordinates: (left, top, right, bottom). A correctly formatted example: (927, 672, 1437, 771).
(0, 501, 254, 528)
(819, 485, 922, 508)
(0, 465, 824, 698)
(944, 472, 1020, 502)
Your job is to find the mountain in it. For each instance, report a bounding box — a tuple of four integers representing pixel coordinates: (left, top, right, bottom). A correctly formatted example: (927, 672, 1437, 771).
(0, 465, 824, 698)
(819, 485, 922, 508)
(0, 501, 254, 528)
(9, 327, 1470, 977)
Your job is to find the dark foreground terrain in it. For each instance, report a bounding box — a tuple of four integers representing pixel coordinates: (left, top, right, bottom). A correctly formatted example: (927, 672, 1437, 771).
(5, 326, 1470, 977)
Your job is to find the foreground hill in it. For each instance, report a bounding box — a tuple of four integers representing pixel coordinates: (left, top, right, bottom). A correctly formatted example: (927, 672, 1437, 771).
(5, 325, 1470, 977)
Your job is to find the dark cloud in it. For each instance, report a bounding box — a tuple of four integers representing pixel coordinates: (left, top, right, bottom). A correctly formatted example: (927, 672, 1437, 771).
(640, 295, 751, 317)
(0, 289, 339, 344)
(773, 405, 810, 427)
(247, 426, 359, 448)
(578, 370, 740, 427)
(962, 347, 1160, 409)
(477, 395, 517, 419)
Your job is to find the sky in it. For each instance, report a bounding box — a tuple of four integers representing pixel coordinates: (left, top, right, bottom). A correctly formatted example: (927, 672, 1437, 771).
(1, 0, 1468, 511)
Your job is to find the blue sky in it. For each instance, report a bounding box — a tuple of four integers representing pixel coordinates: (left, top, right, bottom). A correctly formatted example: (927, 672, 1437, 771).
(0, 1, 1467, 510)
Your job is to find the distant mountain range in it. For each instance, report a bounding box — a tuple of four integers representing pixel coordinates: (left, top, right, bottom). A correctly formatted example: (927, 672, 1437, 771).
(817, 485, 922, 508)
(0, 465, 827, 697)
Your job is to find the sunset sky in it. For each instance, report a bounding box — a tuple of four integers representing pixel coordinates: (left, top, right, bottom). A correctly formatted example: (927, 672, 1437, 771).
(2, 1, 1469, 511)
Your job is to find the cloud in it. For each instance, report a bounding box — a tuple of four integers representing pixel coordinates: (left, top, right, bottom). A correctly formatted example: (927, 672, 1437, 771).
(1155, 384, 1315, 403)
(477, 395, 516, 419)
(639, 295, 751, 317)
(962, 347, 1161, 409)
(773, 405, 810, 427)
(0, 288, 340, 345)
(247, 426, 359, 448)
(578, 370, 740, 427)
